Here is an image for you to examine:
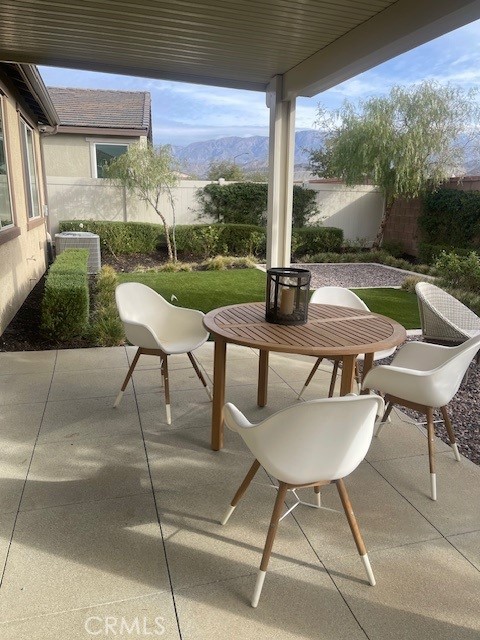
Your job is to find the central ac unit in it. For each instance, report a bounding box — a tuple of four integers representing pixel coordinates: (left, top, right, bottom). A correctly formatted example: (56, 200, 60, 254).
(55, 231, 102, 274)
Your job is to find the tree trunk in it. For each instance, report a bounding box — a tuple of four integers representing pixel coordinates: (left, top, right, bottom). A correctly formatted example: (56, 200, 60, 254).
(163, 221, 173, 262)
(372, 198, 395, 249)
(153, 208, 173, 262)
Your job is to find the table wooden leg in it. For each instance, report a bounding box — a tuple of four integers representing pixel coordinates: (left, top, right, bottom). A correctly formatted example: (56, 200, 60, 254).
(258, 349, 269, 407)
(361, 352, 374, 394)
(211, 338, 226, 451)
(339, 355, 356, 396)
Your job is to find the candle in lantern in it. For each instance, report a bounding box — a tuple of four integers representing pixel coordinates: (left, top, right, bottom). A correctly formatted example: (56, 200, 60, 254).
(279, 287, 295, 315)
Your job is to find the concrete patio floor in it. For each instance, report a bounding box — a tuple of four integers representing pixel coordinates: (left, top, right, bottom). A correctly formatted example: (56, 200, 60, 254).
(0, 343, 479, 639)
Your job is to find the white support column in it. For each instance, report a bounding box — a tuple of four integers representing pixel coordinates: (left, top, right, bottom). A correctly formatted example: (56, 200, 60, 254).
(266, 76, 296, 269)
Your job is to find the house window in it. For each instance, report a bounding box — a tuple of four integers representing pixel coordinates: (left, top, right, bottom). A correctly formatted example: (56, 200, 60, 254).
(0, 103, 14, 231)
(94, 143, 128, 178)
(21, 121, 40, 219)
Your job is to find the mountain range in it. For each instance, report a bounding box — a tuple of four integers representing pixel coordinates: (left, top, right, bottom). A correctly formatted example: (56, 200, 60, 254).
(171, 129, 480, 179)
(171, 130, 322, 178)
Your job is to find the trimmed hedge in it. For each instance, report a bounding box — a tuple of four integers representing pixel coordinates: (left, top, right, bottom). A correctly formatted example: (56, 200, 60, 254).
(58, 220, 344, 260)
(41, 249, 90, 340)
(59, 220, 159, 255)
(171, 223, 266, 258)
(292, 227, 343, 256)
(196, 182, 318, 228)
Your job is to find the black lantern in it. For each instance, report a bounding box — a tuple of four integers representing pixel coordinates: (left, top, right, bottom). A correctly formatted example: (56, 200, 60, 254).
(266, 267, 311, 325)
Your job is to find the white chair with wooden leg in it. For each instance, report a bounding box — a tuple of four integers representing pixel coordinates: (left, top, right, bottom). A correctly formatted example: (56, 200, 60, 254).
(114, 282, 211, 424)
(363, 334, 480, 500)
(220, 394, 384, 607)
(298, 287, 396, 399)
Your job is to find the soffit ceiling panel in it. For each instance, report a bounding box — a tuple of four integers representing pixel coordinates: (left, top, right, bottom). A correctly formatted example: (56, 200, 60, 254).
(0, 1, 479, 95)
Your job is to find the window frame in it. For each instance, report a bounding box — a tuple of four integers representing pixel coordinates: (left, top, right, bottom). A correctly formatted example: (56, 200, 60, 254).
(20, 118, 41, 221)
(0, 95, 17, 243)
(90, 140, 129, 178)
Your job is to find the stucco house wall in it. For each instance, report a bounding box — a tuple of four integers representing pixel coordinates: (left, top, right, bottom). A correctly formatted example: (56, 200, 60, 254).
(0, 65, 55, 335)
(42, 133, 148, 179)
(42, 133, 93, 178)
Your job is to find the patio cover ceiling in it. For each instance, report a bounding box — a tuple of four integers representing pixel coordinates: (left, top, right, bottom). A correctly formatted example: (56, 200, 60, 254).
(1, 1, 480, 99)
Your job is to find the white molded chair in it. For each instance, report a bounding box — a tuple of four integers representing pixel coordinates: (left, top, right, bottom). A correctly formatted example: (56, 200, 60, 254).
(363, 334, 480, 500)
(298, 287, 397, 399)
(415, 281, 480, 345)
(221, 394, 384, 607)
(114, 282, 211, 424)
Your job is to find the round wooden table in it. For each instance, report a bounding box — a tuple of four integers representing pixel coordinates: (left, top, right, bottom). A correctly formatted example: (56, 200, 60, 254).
(203, 302, 406, 450)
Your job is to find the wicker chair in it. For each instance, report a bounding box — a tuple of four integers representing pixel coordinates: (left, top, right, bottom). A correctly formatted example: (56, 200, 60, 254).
(415, 282, 480, 345)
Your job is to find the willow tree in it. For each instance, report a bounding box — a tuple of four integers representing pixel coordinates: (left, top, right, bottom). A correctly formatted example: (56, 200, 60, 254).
(105, 143, 179, 261)
(309, 81, 480, 247)
(206, 160, 245, 181)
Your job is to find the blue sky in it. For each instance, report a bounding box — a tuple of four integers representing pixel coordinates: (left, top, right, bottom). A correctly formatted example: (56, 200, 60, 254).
(39, 18, 480, 148)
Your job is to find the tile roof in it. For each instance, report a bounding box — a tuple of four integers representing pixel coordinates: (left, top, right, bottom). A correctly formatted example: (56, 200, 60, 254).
(46, 87, 151, 132)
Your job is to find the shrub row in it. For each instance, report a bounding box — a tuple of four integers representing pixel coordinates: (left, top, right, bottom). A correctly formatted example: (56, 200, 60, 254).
(59, 220, 159, 255)
(171, 224, 343, 258)
(171, 224, 266, 258)
(418, 242, 474, 265)
(59, 220, 344, 260)
(434, 250, 480, 294)
(41, 249, 90, 341)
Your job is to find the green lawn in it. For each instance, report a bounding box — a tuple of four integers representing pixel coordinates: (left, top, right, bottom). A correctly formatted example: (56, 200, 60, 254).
(353, 288, 420, 329)
(118, 268, 267, 313)
(117, 269, 420, 329)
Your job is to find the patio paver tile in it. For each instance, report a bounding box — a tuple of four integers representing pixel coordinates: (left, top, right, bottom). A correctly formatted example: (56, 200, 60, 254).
(0, 441, 37, 513)
(370, 453, 480, 536)
(174, 563, 367, 640)
(0, 511, 16, 578)
(48, 368, 134, 401)
(0, 401, 45, 446)
(20, 433, 150, 511)
(133, 364, 213, 396)
(0, 350, 56, 375)
(0, 592, 180, 640)
(328, 538, 480, 640)
(1, 343, 480, 639)
(0, 494, 170, 622)
(222, 380, 310, 422)
(446, 530, 480, 571)
(366, 410, 451, 462)
(286, 460, 440, 561)
(145, 427, 261, 493)
(155, 478, 320, 591)
(0, 372, 52, 405)
(216, 358, 286, 389)
(38, 394, 141, 444)
(55, 346, 128, 372)
(135, 387, 212, 434)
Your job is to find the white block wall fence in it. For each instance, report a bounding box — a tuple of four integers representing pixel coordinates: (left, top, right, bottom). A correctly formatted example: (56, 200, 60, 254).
(45, 177, 384, 245)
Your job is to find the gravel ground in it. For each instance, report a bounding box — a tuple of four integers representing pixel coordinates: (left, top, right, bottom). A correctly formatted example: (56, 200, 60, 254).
(295, 262, 415, 288)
